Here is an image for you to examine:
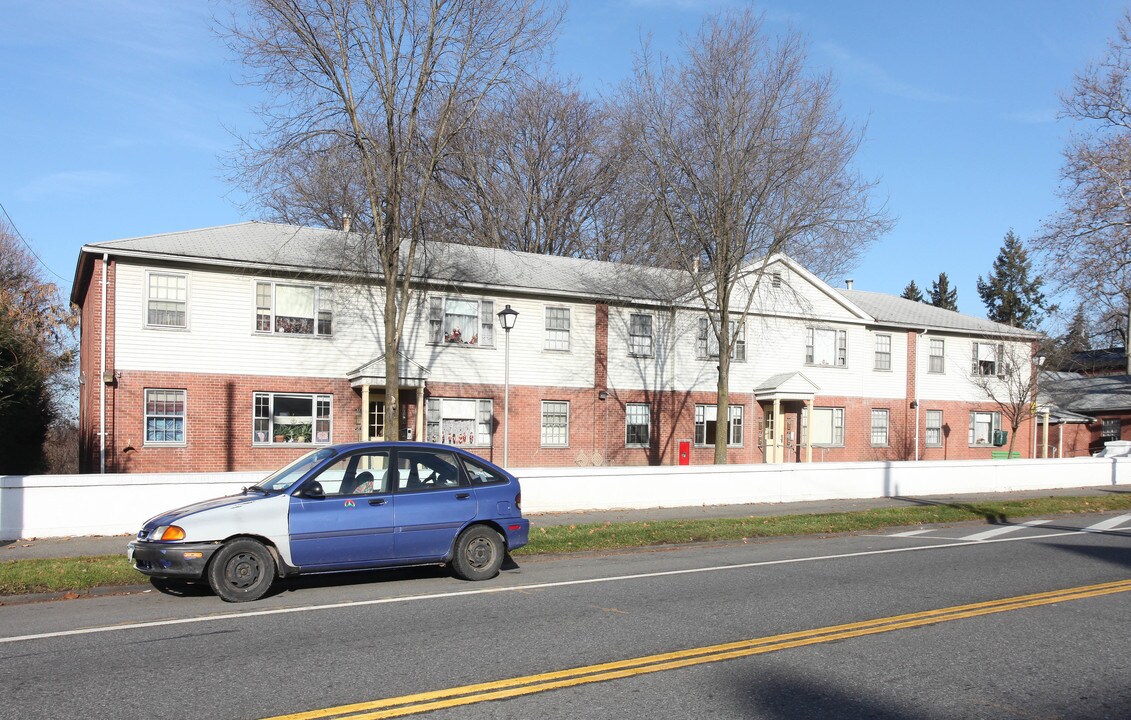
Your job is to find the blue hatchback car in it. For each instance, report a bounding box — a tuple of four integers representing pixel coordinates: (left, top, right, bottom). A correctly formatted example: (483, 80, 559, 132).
(127, 442, 530, 602)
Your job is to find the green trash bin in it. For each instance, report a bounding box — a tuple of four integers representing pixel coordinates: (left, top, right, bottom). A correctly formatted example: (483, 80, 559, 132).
(992, 429, 1009, 447)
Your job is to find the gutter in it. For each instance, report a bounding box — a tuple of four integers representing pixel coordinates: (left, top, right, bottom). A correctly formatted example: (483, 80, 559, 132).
(99, 253, 108, 474)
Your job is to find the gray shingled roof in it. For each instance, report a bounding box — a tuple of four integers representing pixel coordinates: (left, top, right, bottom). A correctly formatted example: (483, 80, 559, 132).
(838, 289, 1040, 339)
(1040, 372, 1131, 414)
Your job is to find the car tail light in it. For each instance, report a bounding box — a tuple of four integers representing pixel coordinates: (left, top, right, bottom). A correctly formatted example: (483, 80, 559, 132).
(515, 492, 521, 510)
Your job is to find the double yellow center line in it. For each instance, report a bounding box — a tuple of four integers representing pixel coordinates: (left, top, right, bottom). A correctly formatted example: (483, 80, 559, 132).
(265, 578, 1131, 720)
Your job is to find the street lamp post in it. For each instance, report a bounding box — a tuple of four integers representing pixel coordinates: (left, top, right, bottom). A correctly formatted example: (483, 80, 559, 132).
(497, 304, 519, 466)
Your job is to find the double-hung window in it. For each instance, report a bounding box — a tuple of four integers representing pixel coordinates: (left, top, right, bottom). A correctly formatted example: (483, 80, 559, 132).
(695, 404, 743, 446)
(253, 393, 332, 445)
(1102, 419, 1122, 442)
(803, 406, 845, 446)
(541, 401, 570, 447)
(425, 398, 493, 447)
(806, 327, 848, 367)
(544, 307, 571, 351)
(870, 409, 889, 446)
(146, 272, 188, 328)
(971, 342, 1003, 376)
(256, 282, 333, 336)
(429, 296, 495, 347)
(629, 314, 653, 357)
(145, 389, 185, 444)
(929, 338, 945, 373)
(925, 410, 943, 447)
(625, 403, 651, 447)
(968, 411, 1001, 445)
(874, 334, 892, 371)
(697, 318, 746, 361)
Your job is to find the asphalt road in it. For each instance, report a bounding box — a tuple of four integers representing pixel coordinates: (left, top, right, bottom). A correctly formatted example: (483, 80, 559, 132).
(2, 511, 1130, 719)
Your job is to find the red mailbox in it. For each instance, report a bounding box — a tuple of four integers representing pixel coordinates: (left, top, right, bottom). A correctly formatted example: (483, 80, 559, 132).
(678, 439, 691, 465)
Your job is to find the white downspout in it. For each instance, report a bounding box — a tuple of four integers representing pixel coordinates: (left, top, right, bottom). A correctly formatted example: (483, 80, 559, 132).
(99, 253, 108, 474)
(915, 329, 927, 460)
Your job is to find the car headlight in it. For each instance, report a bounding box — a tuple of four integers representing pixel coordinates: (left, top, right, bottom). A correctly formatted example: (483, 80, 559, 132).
(152, 525, 187, 541)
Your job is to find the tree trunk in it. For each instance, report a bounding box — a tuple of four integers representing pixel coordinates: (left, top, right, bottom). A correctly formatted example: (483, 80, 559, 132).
(714, 352, 729, 465)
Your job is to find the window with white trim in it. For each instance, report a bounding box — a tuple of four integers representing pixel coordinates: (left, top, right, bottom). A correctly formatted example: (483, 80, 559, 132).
(929, 338, 945, 373)
(255, 282, 333, 336)
(806, 327, 847, 367)
(145, 389, 185, 444)
(541, 401, 570, 447)
(971, 342, 1003, 376)
(625, 403, 651, 447)
(146, 272, 188, 328)
(874, 334, 892, 371)
(1102, 419, 1122, 441)
(968, 411, 1002, 445)
(695, 404, 743, 446)
(425, 398, 493, 447)
(629, 314, 653, 357)
(697, 318, 746, 361)
(802, 406, 844, 446)
(925, 410, 943, 447)
(544, 307, 571, 351)
(253, 393, 332, 445)
(428, 296, 495, 347)
(870, 409, 889, 446)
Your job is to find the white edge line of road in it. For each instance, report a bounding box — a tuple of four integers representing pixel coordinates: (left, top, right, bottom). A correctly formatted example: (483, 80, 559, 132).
(3, 524, 1127, 646)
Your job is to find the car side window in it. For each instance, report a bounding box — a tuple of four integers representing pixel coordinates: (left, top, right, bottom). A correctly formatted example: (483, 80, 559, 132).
(460, 456, 507, 486)
(313, 451, 391, 496)
(396, 450, 465, 492)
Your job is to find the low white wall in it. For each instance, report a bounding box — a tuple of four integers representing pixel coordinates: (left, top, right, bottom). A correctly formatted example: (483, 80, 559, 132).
(1, 458, 1127, 540)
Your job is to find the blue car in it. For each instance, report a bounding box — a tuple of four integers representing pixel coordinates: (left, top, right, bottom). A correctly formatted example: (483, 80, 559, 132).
(127, 442, 530, 602)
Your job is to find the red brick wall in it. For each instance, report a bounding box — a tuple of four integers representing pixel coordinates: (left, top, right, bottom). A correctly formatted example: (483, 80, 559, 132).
(78, 257, 117, 473)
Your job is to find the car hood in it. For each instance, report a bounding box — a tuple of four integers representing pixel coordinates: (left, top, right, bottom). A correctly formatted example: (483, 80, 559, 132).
(141, 493, 268, 530)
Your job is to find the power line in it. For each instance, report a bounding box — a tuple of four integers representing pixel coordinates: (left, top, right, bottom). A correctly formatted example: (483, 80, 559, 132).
(0, 200, 69, 283)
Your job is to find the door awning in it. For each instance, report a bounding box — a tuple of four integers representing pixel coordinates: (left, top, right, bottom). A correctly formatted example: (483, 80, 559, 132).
(752, 371, 820, 401)
(347, 353, 431, 389)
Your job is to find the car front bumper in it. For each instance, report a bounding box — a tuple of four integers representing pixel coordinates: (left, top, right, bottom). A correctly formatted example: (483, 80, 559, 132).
(128, 540, 221, 579)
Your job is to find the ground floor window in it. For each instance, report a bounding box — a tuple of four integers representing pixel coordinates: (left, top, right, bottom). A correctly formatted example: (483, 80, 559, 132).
(925, 410, 943, 447)
(1101, 418, 1122, 441)
(695, 404, 743, 446)
(870, 409, 889, 446)
(425, 398, 492, 447)
(968, 410, 1002, 446)
(145, 389, 185, 444)
(802, 406, 844, 446)
(254, 393, 332, 444)
(625, 403, 651, 447)
(541, 401, 570, 447)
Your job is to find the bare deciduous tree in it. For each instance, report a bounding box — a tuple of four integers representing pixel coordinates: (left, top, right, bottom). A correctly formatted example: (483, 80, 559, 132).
(226, 0, 560, 440)
(626, 10, 890, 463)
(1037, 9, 1131, 371)
(967, 337, 1045, 458)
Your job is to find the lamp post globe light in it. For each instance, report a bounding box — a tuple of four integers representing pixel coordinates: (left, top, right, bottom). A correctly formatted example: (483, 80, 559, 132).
(497, 304, 518, 466)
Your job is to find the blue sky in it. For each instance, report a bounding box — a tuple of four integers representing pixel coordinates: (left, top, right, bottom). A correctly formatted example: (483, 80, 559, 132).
(0, 0, 1126, 323)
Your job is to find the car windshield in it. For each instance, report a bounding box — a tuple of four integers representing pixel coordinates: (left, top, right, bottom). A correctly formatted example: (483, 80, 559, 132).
(254, 448, 338, 492)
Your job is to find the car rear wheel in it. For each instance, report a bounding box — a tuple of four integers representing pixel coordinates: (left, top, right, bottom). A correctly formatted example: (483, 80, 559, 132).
(451, 525, 504, 581)
(207, 539, 275, 602)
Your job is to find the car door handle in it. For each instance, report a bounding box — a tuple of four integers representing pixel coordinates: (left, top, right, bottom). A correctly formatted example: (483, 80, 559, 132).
(368, 498, 387, 506)
(455, 493, 471, 500)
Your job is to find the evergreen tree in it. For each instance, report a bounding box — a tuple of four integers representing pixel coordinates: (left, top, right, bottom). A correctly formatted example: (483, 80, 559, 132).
(900, 280, 924, 302)
(928, 272, 958, 311)
(976, 229, 1048, 329)
(1061, 303, 1091, 354)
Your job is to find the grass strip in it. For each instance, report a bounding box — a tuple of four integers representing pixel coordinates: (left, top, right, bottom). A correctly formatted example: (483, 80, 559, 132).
(3, 494, 1130, 596)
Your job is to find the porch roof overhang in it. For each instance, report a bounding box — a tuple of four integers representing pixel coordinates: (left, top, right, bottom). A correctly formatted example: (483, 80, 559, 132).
(752, 371, 820, 401)
(347, 353, 431, 389)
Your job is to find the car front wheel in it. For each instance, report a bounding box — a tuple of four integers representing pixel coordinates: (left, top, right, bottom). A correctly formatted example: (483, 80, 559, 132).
(451, 525, 504, 581)
(207, 539, 276, 602)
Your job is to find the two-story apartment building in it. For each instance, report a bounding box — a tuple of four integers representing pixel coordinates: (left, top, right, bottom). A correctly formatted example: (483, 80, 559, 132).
(71, 222, 1041, 473)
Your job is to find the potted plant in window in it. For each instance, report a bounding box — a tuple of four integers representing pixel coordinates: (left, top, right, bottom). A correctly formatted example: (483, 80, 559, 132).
(294, 423, 311, 444)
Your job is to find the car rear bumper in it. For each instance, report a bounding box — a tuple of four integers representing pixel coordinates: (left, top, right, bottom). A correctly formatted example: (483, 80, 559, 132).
(128, 540, 220, 579)
(502, 518, 530, 551)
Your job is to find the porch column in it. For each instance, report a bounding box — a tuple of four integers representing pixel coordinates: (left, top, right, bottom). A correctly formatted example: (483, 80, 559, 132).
(361, 384, 370, 442)
(773, 398, 782, 464)
(415, 386, 425, 442)
(805, 399, 813, 463)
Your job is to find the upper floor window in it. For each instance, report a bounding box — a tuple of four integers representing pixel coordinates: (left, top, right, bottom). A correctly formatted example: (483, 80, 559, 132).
(253, 392, 332, 445)
(870, 409, 889, 446)
(925, 410, 943, 447)
(806, 327, 847, 367)
(425, 398, 493, 448)
(544, 307, 571, 351)
(541, 401, 570, 447)
(146, 272, 188, 328)
(429, 296, 494, 347)
(625, 403, 651, 447)
(695, 404, 743, 446)
(971, 342, 1003, 376)
(629, 313, 654, 357)
(256, 282, 333, 336)
(697, 318, 746, 362)
(145, 389, 185, 444)
(874, 334, 892, 371)
(929, 338, 945, 373)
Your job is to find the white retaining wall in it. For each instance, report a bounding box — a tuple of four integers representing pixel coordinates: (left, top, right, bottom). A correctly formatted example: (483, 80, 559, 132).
(2, 458, 1128, 541)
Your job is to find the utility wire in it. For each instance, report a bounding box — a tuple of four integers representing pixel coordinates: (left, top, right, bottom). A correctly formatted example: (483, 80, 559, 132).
(0, 200, 69, 283)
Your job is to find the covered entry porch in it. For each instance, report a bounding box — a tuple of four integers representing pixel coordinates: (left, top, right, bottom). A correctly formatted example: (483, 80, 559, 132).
(753, 372, 819, 464)
(347, 354, 431, 442)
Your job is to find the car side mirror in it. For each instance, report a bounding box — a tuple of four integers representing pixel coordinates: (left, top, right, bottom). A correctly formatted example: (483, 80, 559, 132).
(300, 481, 325, 499)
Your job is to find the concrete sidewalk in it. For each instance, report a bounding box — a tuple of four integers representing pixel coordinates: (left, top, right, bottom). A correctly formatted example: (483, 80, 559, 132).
(2, 485, 1124, 562)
